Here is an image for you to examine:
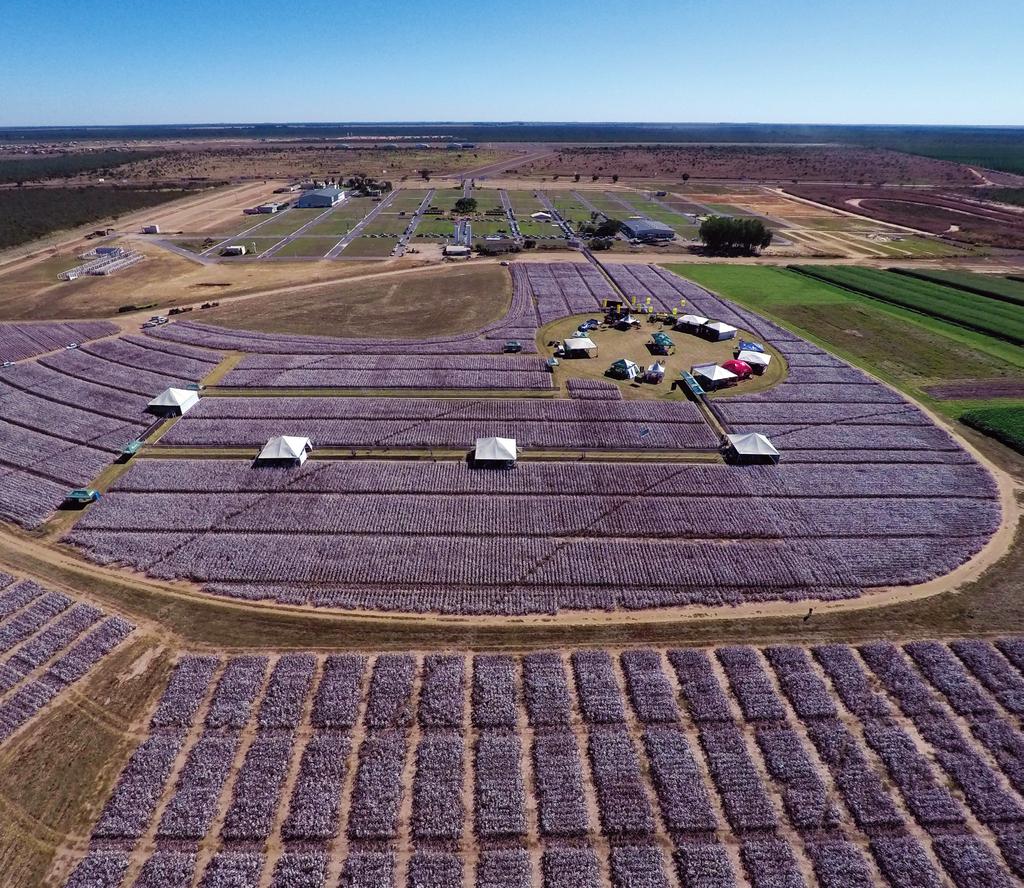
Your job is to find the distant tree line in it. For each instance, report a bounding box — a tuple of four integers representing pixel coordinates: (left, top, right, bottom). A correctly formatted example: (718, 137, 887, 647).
(0, 186, 198, 250)
(0, 150, 163, 185)
(698, 216, 773, 256)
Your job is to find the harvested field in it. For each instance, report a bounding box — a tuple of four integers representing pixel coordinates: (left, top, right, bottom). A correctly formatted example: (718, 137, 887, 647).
(923, 380, 1024, 400)
(0, 239, 407, 322)
(185, 264, 512, 339)
(521, 145, 981, 184)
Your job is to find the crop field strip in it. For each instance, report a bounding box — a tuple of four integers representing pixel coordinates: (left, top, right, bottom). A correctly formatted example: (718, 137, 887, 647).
(217, 353, 555, 390)
(0, 320, 118, 363)
(0, 576, 134, 746)
(64, 639, 1024, 887)
(152, 396, 718, 450)
(9, 263, 991, 615)
(0, 265, 1006, 614)
(888, 268, 1024, 308)
(64, 454, 999, 613)
(0, 264, 562, 530)
(789, 267, 1024, 347)
(0, 332, 224, 527)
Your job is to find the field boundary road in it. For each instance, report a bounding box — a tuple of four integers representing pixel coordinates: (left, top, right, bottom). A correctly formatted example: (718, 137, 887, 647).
(537, 192, 580, 244)
(326, 190, 399, 259)
(499, 190, 522, 239)
(460, 149, 557, 181)
(394, 189, 435, 257)
(260, 202, 348, 259)
(200, 206, 301, 257)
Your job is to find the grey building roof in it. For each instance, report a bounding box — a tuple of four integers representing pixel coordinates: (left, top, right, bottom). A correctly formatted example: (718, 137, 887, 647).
(621, 217, 675, 237)
(296, 187, 344, 207)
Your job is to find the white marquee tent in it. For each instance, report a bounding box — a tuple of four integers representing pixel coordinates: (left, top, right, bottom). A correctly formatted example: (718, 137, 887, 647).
(147, 387, 199, 416)
(676, 313, 709, 329)
(725, 432, 780, 465)
(257, 436, 313, 465)
(563, 336, 598, 357)
(474, 436, 518, 464)
(691, 362, 738, 389)
(705, 321, 738, 341)
(737, 349, 772, 370)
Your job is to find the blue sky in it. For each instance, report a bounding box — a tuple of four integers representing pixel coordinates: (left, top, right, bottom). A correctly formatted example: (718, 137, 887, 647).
(1, 0, 1021, 126)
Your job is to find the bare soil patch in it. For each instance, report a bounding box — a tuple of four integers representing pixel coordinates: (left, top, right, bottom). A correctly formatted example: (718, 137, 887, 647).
(114, 144, 516, 182)
(0, 637, 171, 888)
(0, 236, 411, 321)
(520, 146, 979, 185)
(785, 185, 1024, 249)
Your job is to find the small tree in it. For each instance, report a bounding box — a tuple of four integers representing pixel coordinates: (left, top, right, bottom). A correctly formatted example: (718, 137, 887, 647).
(698, 216, 773, 256)
(681, 173, 690, 183)
(454, 197, 478, 214)
(573, 173, 580, 183)
(595, 218, 622, 238)
(588, 237, 613, 251)
(420, 169, 432, 181)
(591, 174, 599, 182)
(612, 174, 619, 183)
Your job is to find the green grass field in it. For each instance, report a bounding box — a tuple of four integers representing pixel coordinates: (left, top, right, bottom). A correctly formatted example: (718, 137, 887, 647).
(414, 218, 457, 237)
(664, 264, 1024, 424)
(471, 189, 503, 214)
(428, 189, 466, 211)
(304, 199, 377, 236)
(517, 219, 566, 239)
(340, 236, 398, 258)
(545, 191, 591, 224)
(466, 219, 514, 238)
(505, 190, 546, 215)
(360, 216, 412, 237)
(791, 266, 1024, 346)
(387, 190, 432, 212)
(241, 208, 324, 237)
(890, 268, 1024, 306)
(272, 237, 338, 258)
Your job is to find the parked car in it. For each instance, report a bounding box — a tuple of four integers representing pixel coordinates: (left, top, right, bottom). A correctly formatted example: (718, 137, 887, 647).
(65, 342, 79, 349)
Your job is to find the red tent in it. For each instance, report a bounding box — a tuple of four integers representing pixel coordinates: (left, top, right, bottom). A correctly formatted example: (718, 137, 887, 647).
(721, 359, 753, 379)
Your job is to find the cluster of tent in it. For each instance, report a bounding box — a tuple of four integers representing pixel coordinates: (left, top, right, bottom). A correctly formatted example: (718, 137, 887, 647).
(608, 358, 666, 383)
(690, 339, 772, 390)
